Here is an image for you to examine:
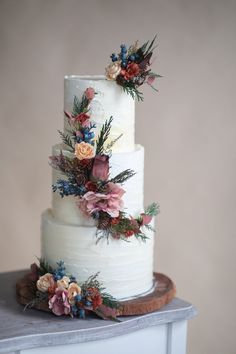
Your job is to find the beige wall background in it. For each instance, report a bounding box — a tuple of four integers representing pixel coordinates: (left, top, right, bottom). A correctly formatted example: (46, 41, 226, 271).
(0, 0, 236, 353)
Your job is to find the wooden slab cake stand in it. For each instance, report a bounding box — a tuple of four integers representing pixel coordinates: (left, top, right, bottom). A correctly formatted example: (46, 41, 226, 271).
(16, 272, 176, 317)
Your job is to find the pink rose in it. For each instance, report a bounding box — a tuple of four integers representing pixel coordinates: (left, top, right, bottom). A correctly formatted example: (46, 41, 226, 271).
(80, 182, 125, 218)
(85, 87, 95, 100)
(91, 155, 109, 181)
(48, 288, 71, 316)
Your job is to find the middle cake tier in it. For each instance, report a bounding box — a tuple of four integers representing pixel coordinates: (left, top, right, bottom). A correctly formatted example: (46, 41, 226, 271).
(52, 143, 144, 226)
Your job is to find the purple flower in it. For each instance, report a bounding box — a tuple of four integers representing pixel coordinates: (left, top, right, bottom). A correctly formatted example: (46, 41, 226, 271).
(48, 288, 71, 316)
(91, 155, 109, 181)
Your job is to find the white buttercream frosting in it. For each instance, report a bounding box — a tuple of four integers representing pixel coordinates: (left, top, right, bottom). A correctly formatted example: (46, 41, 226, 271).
(51, 144, 144, 226)
(40, 74, 157, 300)
(64, 75, 135, 153)
(41, 209, 154, 299)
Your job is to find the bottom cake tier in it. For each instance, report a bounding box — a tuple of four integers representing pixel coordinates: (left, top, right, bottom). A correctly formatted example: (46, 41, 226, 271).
(41, 209, 155, 300)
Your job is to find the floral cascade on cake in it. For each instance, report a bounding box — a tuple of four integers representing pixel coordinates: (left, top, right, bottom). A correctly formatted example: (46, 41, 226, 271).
(105, 36, 161, 101)
(25, 260, 120, 320)
(50, 87, 159, 241)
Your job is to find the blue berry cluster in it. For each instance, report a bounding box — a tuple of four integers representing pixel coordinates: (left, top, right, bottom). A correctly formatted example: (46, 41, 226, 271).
(75, 123, 96, 145)
(71, 304, 85, 318)
(53, 261, 66, 281)
(71, 294, 92, 317)
(52, 178, 86, 198)
(110, 43, 139, 69)
(120, 44, 128, 68)
(110, 53, 118, 62)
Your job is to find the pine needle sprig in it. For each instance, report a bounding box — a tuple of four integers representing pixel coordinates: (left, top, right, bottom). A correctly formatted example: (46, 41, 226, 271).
(135, 233, 149, 242)
(96, 116, 113, 155)
(123, 85, 144, 101)
(145, 202, 160, 216)
(81, 272, 104, 292)
(109, 169, 136, 184)
(72, 96, 82, 116)
(37, 258, 54, 276)
(95, 229, 111, 245)
(101, 292, 121, 309)
(144, 223, 155, 232)
(58, 130, 75, 152)
(80, 95, 90, 113)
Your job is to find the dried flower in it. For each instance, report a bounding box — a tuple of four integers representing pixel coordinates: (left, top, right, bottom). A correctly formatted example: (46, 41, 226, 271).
(57, 276, 71, 289)
(48, 288, 71, 316)
(91, 155, 109, 181)
(140, 213, 152, 226)
(125, 230, 135, 237)
(105, 61, 121, 80)
(111, 217, 120, 225)
(75, 142, 94, 160)
(80, 182, 125, 218)
(36, 273, 55, 293)
(121, 62, 140, 80)
(68, 282, 82, 305)
(85, 87, 95, 100)
(74, 112, 90, 126)
(85, 181, 98, 192)
(28, 263, 40, 282)
(87, 287, 103, 310)
(147, 75, 156, 86)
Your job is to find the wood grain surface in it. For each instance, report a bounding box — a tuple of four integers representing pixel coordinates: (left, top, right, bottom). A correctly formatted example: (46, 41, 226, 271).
(16, 272, 176, 316)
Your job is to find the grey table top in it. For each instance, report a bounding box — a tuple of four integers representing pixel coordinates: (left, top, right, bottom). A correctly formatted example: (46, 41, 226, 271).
(0, 270, 197, 353)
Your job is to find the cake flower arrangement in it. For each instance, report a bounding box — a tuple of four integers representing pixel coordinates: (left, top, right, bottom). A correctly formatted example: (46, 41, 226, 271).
(25, 260, 120, 320)
(50, 87, 159, 241)
(105, 36, 161, 101)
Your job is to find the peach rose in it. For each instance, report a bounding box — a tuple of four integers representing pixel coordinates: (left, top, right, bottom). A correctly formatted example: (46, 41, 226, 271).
(105, 61, 121, 80)
(68, 282, 82, 305)
(57, 276, 70, 289)
(75, 142, 94, 160)
(36, 273, 55, 293)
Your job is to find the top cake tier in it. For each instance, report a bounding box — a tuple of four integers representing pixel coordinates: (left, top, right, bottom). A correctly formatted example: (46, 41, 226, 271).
(64, 75, 135, 153)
